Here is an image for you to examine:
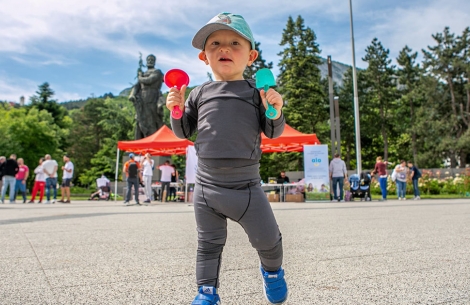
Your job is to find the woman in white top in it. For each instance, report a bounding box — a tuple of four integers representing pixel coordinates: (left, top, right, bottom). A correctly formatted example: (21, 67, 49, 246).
(141, 153, 155, 203)
(29, 158, 46, 203)
(394, 160, 409, 200)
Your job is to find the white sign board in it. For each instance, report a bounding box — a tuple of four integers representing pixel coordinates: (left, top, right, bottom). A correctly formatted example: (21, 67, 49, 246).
(303, 145, 330, 201)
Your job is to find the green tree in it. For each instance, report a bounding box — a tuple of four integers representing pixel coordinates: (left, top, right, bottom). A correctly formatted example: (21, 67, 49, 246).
(277, 15, 326, 134)
(337, 68, 369, 169)
(396, 45, 424, 164)
(259, 152, 303, 182)
(28, 82, 71, 152)
(243, 41, 273, 80)
(422, 27, 470, 167)
(68, 98, 109, 183)
(413, 76, 452, 168)
(362, 38, 397, 161)
(259, 16, 326, 178)
(29, 82, 69, 129)
(0, 107, 62, 188)
(76, 97, 135, 185)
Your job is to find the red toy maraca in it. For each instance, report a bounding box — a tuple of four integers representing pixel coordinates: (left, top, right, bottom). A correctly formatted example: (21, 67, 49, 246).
(164, 69, 190, 119)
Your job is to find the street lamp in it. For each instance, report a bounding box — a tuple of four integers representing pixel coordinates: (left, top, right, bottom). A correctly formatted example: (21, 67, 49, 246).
(349, 0, 362, 174)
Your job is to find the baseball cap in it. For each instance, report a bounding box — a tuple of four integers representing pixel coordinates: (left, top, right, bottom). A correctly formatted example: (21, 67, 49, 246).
(129, 153, 135, 159)
(192, 12, 255, 50)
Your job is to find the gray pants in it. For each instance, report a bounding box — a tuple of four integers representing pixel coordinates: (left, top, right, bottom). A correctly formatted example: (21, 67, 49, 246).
(194, 159, 283, 288)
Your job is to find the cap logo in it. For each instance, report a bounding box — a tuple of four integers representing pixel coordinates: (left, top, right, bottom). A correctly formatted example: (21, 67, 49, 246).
(212, 14, 231, 25)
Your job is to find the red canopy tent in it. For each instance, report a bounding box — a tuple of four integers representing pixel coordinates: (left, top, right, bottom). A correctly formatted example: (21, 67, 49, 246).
(117, 125, 193, 156)
(114, 125, 193, 200)
(261, 124, 321, 153)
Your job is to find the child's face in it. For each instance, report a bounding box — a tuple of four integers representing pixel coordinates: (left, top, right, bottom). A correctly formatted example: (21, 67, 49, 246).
(198, 29, 258, 81)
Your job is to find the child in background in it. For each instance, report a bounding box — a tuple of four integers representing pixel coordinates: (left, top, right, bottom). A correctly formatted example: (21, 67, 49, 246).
(166, 12, 288, 305)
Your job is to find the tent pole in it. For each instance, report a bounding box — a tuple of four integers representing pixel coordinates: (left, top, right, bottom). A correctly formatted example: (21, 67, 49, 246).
(185, 182, 188, 203)
(115, 148, 120, 202)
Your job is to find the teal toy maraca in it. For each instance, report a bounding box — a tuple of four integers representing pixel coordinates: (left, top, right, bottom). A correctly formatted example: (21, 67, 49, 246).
(255, 68, 278, 119)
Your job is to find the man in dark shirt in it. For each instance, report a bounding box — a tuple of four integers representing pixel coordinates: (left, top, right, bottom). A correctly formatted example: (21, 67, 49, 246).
(407, 161, 422, 200)
(277, 171, 290, 184)
(1, 154, 19, 204)
(275, 171, 290, 195)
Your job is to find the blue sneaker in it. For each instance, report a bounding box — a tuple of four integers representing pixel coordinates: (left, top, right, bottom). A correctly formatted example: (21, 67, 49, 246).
(191, 286, 221, 305)
(261, 266, 288, 304)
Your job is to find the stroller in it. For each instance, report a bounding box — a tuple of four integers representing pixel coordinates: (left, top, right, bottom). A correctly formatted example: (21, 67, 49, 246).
(349, 172, 372, 201)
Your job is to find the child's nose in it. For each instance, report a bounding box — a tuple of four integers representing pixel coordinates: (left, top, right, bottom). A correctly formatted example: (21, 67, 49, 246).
(218, 43, 231, 51)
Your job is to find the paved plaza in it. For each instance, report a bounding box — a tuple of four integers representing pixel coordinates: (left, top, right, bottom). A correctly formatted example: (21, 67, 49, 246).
(1, 198, 469, 304)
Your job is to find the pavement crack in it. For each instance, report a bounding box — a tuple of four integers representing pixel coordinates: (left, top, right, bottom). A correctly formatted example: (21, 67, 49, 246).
(20, 223, 59, 302)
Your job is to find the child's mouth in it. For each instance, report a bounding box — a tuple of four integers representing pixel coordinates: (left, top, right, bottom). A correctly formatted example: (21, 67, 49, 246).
(219, 57, 232, 62)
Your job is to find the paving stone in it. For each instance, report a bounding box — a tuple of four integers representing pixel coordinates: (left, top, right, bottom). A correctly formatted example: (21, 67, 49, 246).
(0, 199, 468, 304)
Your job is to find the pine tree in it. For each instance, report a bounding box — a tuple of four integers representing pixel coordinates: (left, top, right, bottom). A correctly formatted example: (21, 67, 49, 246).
(396, 45, 423, 164)
(29, 82, 68, 129)
(243, 41, 273, 80)
(423, 27, 470, 167)
(362, 38, 396, 161)
(277, 15, 326, 134)
(337, 68, 370, 169)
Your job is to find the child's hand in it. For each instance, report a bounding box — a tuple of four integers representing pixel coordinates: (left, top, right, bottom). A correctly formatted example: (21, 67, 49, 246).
(166, 84, 187, 116)
(260, 88, 283, 120)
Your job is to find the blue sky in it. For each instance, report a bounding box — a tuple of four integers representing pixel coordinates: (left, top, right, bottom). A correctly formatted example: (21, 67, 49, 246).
(1, 0, 469, 103)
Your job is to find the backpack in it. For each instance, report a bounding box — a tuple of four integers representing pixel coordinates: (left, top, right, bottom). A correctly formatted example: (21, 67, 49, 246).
(414, 167, 422, 179)
(128, 162, 138, 178)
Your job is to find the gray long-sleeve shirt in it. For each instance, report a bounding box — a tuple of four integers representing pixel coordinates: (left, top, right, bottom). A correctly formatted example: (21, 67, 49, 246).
(171, 80, 285, 161)
(329, 158, 347, 178)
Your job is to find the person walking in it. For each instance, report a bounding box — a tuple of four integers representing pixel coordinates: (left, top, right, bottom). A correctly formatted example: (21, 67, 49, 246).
(42, 154, 58, 204)
(407, 161, 422, 200)
(29, 158, 46, 203)
(329, 153, 348, 202)
(158, 160, 174, 202)
(372, 156, 392, 201)
(123, 153, 142, 205)
(141, 153, 154, 203)
(394, 160, 409, 200)
(58, 155, 74, 203)
(0, 154, 19, 204)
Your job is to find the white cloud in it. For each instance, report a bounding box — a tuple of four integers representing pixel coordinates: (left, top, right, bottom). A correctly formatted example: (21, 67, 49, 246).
(358, 0, 470, 64)
(0, 73, 82, 103)
(1, 0, 468, 100)
(0, 0, 349, 56)
(0, 76, 37, 102)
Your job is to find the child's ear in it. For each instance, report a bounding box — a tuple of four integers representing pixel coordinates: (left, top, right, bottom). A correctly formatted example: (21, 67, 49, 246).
(247, 49, 259, 66)
(198, 51, 209, 65)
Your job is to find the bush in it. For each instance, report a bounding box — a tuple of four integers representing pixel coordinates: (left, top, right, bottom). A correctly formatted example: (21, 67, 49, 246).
(70, 186, 90, 194)
(368, 169, 470, 197)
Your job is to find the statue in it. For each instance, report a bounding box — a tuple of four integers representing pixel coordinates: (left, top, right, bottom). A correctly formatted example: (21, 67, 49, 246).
(129, 54, 164, 140)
